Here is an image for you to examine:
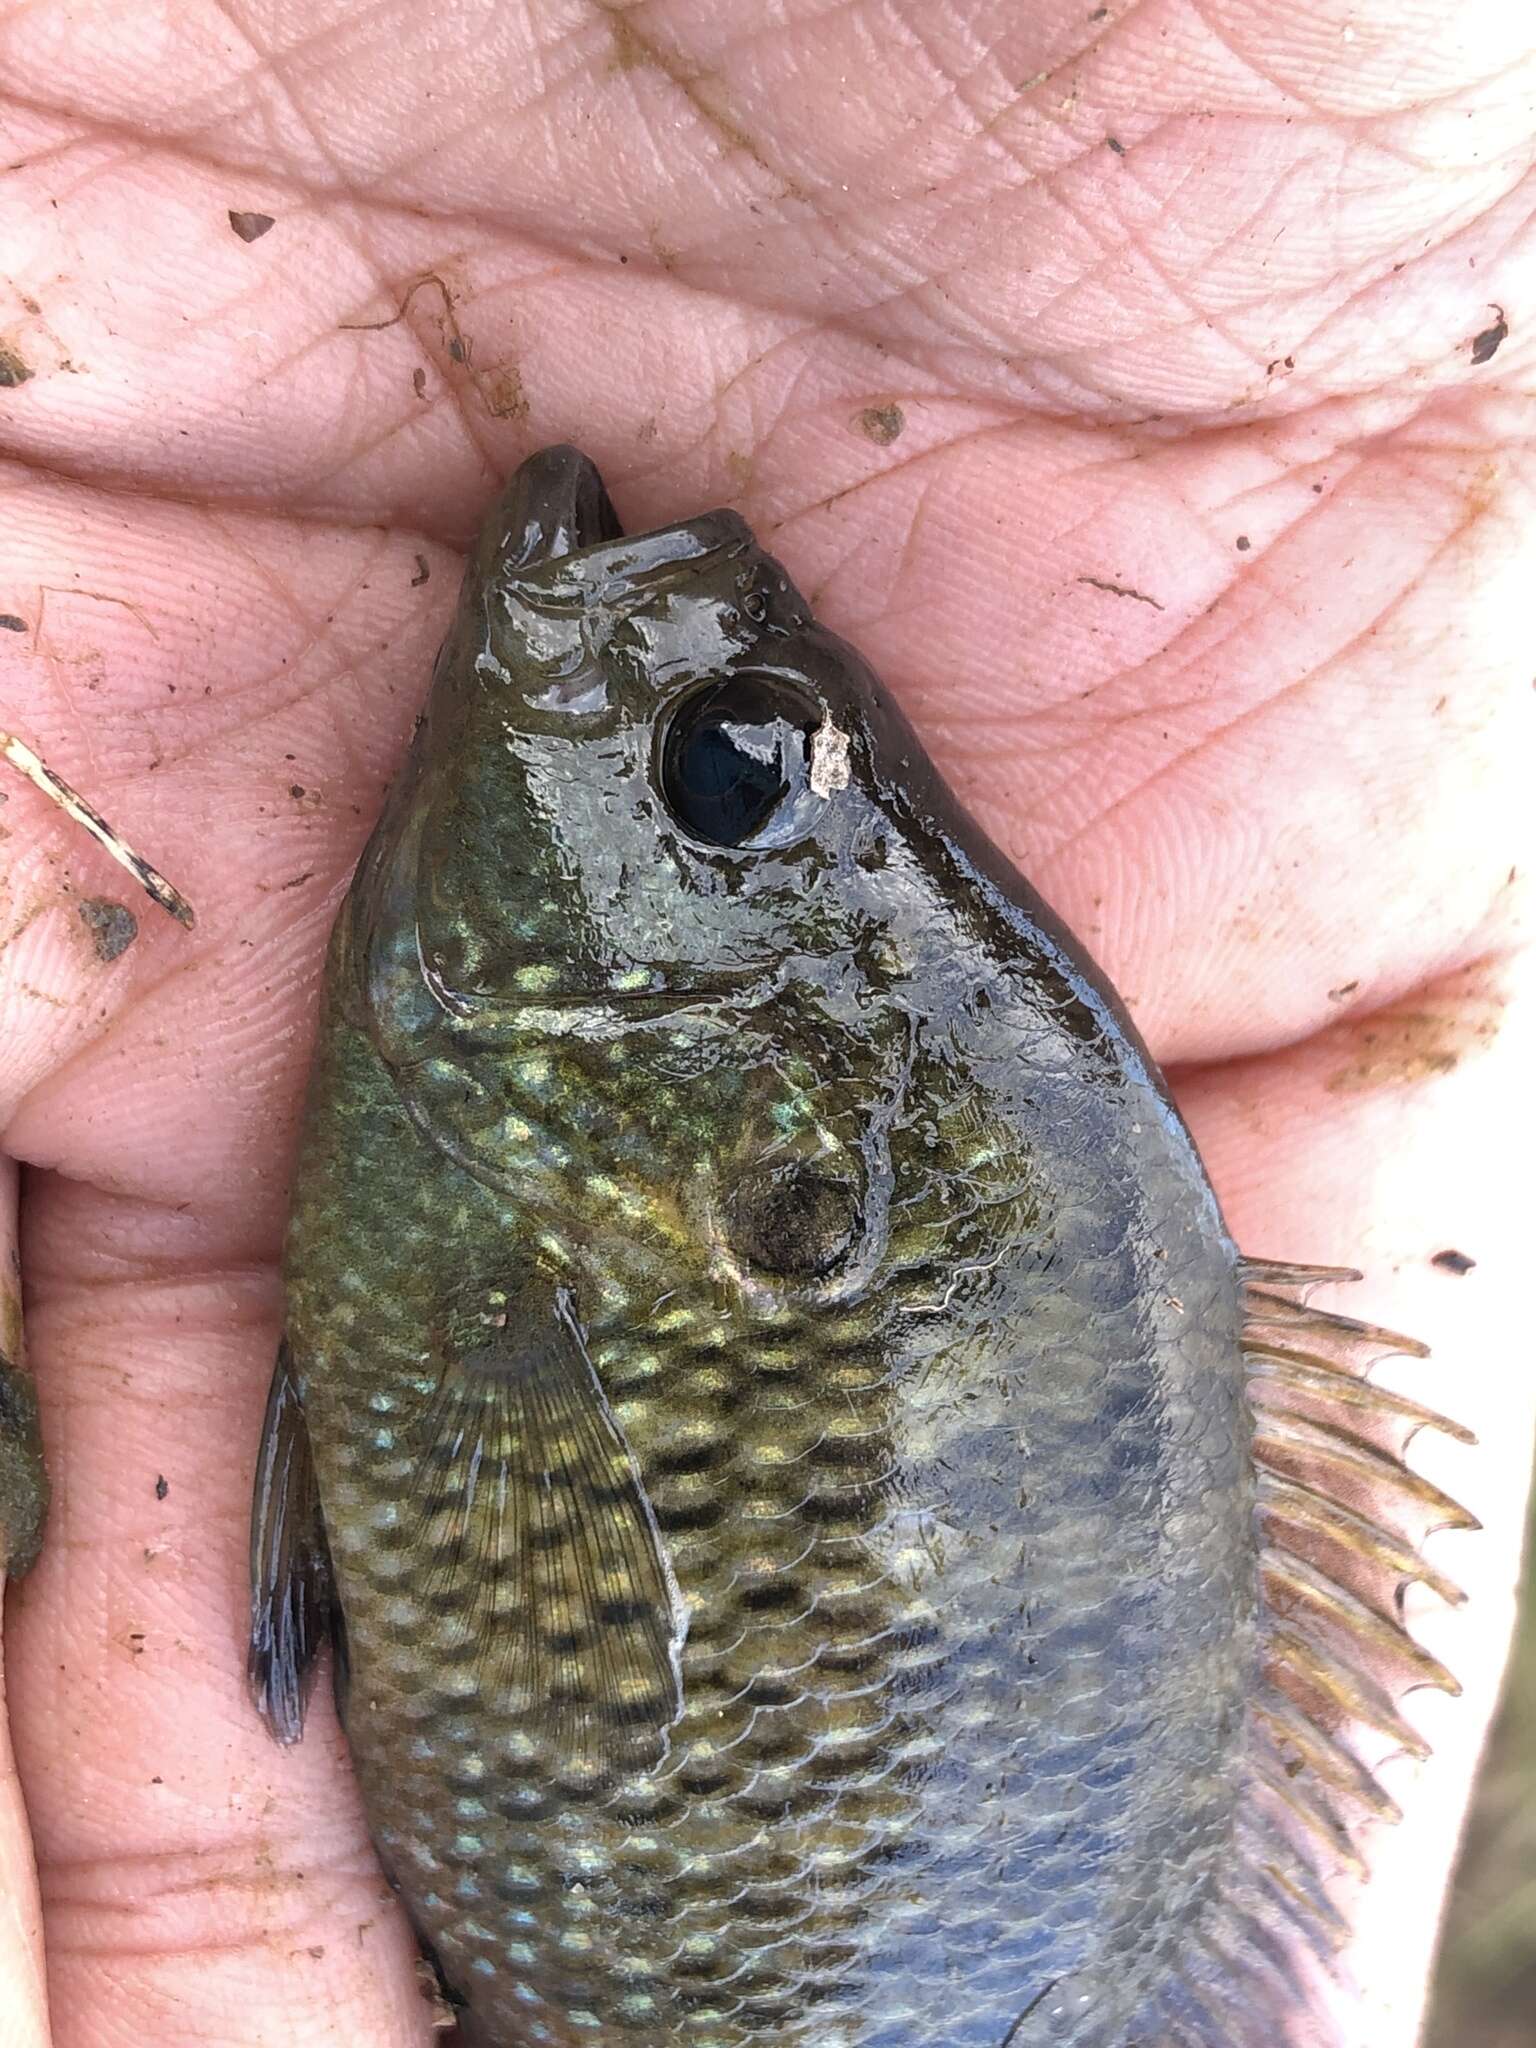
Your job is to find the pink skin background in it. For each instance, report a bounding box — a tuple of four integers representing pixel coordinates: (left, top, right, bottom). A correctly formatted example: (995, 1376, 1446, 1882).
(0, 2, 1533, 2044)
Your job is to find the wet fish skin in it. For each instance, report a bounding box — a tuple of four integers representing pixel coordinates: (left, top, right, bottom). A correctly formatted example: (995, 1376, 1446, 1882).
(253, 448, 1444, 2048)
(0, 1255, 46, 1582)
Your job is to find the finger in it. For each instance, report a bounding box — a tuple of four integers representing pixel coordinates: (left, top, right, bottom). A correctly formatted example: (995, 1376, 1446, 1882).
(0, 1157, 50, 2048)
(11, 1175, 431, 2048)
(1170, 956, 1536, 2048)
(0, 468, 445, 2043)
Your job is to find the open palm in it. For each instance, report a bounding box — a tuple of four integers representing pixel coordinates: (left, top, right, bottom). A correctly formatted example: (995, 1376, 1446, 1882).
(1, 4, 1532, 2045)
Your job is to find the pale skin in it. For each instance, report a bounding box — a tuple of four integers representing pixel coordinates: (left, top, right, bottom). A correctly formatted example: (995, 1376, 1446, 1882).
(0, 2, 1532, 2044)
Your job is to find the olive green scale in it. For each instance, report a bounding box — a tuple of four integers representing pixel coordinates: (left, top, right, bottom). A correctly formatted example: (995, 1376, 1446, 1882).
(251, 449, 1467, 2048)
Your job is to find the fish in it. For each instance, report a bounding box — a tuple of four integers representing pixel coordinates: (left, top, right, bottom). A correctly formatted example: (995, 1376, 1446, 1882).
(250, 445, 1472, 2048)
(0, 1263, 47, 1585)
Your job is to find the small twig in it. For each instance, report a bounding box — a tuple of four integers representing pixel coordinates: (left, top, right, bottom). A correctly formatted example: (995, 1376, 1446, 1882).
(0, 733, 195, 929)
(340, 272, 472, 365)
(37, 585, 161, 642)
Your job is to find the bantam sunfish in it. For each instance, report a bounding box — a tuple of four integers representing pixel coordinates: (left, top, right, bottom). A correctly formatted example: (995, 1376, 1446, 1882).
(250, 446, 1471, 2048)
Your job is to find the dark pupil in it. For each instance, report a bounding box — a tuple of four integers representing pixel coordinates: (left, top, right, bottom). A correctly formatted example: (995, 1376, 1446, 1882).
(665, 681, 811, 846)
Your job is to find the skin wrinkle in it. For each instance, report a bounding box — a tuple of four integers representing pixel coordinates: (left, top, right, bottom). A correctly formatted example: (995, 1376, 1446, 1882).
(589, 0, 789, 188)
(2, 551, 416, 812)
(6, 149, 1531, 512)
(192, 6, 512, 492)
(1032, 490, 1503, 879)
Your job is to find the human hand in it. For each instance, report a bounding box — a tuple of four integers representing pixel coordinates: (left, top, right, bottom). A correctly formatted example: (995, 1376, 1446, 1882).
(1, 3, 1531, 2044)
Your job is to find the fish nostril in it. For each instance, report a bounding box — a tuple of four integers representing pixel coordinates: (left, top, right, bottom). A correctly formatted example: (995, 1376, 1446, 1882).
(722, 1165, 861, 1279)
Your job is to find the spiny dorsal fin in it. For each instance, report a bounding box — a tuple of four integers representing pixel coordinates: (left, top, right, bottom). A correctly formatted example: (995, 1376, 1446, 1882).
(1141, 1258, 1475, 2045)
(1240, 1258, 1472, 1864)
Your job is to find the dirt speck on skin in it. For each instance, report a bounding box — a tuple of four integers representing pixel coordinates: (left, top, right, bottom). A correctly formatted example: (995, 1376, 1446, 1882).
(0, 342, 34, 387)
(155, 1474, 169, 1500)
(1471, 306, 1508, 366)
(1327, 980, 1359, 1002)
(1325, 995, 1501, 1095)
(228, 209, 276, 243)
(1105, 136, 1125, 155)
(411, 554, 430, 587)
(725, 449, 754, 490)
(415, 1955, 460, 2030)
(412, 367, 428, 399)
(854, 403, 905, 446)
(78, 898, 139, 963)
(1433, 1249, 1477, 1275)
(0, 614, 26, 632)
(483, 365, 528, 420)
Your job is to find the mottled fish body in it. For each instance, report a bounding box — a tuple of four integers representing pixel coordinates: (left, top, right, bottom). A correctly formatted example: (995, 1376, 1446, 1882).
(251, 449, 1469, 2048)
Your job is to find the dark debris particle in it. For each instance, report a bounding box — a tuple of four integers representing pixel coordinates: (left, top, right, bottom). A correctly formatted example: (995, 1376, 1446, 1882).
(1432, 1248, 1477, 1275)
(412, 366, 428, 398)
(1235, 534, 1251, 551)
(0, 343, 34, 387)
(289, 783, 306, 799)
(0, 613, 25, 631)
(1327, 980, 1360, 1001)
(411, 553, 431, 587)
(854, 403, 905, 446)
(78, 898, 139, 963)
(1076, 574, 1164, 611)
(1471, 306, 1508, 365)
(154, 1474, 169, 1500)
(1105, 136, 1125, 155)
(228, 209, 276, 243)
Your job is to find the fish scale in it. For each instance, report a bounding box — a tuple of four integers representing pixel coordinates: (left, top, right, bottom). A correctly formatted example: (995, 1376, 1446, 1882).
(252, 447, 1469, 2048)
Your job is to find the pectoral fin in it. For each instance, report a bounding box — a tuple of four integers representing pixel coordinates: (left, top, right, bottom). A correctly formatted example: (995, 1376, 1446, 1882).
(409, 1284, 686, 1772)
(248, 1340, 337, 1744)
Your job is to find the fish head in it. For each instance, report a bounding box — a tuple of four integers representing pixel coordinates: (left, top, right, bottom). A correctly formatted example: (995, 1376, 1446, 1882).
(348, 447, 1215, 1312)
(401, 445, 924, 1020)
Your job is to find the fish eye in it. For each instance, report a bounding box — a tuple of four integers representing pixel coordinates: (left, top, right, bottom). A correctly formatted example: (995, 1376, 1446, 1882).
(659, 673, 827, 849)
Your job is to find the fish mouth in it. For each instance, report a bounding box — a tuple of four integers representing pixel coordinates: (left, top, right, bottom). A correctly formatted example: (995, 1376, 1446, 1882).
(421, 954, 769, 1031)
(481, 444, 756, 601)
(481, 440, 753, 585)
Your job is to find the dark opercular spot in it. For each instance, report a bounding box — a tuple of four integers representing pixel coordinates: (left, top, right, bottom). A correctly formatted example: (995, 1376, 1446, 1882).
(1471, 307, 1508, 366)
(78, 898, 138, 963)
(1432, 1248, 1476, 1275)
(724, 1165, 859, 1279)
(227, 209, 276, 243)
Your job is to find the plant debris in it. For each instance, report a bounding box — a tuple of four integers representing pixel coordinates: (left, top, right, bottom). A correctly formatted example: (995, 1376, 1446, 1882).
(1, 732, 195, 928)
